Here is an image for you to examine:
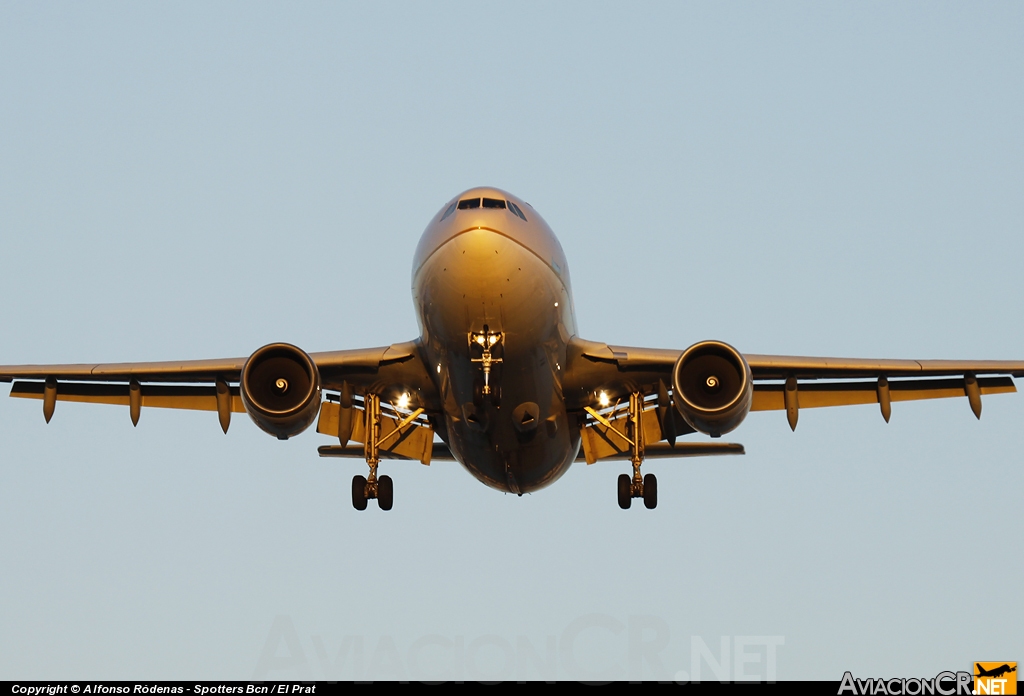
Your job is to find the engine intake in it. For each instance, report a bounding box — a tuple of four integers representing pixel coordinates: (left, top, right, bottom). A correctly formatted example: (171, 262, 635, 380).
(241, 343, 322, 439)
(671, 340, 752, 437)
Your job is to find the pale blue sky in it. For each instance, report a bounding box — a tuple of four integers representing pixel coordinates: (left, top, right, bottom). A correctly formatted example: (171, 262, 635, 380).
(1, 1, 1021, 681)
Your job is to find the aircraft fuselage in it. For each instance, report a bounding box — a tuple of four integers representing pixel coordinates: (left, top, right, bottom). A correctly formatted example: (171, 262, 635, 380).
(412, 187, 580, 494)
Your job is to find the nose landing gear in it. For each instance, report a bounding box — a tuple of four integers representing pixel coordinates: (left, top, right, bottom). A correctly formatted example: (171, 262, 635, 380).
(470, 325, 503, 399)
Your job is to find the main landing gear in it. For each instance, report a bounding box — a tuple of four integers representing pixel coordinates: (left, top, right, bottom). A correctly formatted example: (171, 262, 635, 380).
(346, 389, 428, 511)
(587, 392, 657, 510)
(614, 392, 657, 510)
(351, 392, 394, 511)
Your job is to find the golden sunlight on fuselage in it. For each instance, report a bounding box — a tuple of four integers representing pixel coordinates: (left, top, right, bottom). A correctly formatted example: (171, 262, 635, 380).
(411, 187, 580, 493)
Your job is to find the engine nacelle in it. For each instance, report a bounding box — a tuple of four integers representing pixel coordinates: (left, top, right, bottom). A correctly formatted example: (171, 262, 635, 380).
(671, 340, 752, 437)
(240, 343, 322, 440)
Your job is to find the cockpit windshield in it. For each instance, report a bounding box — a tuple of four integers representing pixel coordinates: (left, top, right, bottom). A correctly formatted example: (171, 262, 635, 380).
(445, 196, 528, 222)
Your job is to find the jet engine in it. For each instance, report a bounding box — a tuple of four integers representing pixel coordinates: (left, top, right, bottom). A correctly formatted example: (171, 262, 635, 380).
(671, 340, 752, 437)
(240, 343, 322, 439)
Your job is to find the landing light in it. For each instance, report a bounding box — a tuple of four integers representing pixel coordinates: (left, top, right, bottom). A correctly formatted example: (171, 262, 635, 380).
(598, 391, 610, 408)
(554, 302, 559, 307)
(396, 392, 411, 410)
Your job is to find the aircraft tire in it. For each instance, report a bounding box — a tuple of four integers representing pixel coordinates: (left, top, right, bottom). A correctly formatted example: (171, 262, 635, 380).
(643, 473, 657, 509)
(352, 475, 368, 511)
(378, 475, 394, 511)
(617, 474, 632, 509)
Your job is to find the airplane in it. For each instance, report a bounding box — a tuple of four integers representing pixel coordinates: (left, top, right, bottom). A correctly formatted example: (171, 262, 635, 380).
(975, 664, 1016, 679)
(3, 186, 1024, 511)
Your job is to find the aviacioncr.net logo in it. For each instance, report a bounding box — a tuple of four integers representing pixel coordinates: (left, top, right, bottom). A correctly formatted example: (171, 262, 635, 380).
(838, 671, 973, 695)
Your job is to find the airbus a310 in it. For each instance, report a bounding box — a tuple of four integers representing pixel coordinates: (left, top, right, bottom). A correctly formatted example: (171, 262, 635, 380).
(4, 187, 1023, 510)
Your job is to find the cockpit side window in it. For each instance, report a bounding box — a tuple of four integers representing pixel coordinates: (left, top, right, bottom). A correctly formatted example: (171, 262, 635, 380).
(508, 200, 528, 221)
(457, 198, 481, 210)
(482, 198, 506, 209)
(439, 201, 457, 221)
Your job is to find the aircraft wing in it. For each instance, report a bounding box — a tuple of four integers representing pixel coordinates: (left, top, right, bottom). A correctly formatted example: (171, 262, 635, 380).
(0, 341, 440, 430)
(741, 353, 1022, 420)
(567, 338, 1024, 430)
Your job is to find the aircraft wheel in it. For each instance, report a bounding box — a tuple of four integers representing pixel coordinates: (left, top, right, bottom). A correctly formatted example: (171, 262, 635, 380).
(643, 473, 658, 509)
(378, 475, 394, 511)
(351, 475, 368, 511)
(617, 474, 632, 509)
